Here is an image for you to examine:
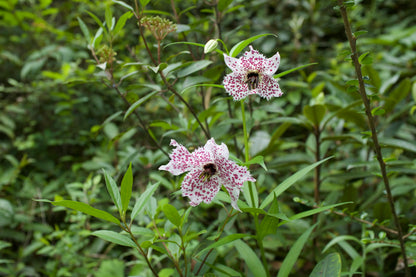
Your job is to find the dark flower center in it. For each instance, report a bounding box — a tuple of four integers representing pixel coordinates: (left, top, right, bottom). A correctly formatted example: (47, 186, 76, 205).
(245, 71, 260, 90)
(199, 163, 217, 181)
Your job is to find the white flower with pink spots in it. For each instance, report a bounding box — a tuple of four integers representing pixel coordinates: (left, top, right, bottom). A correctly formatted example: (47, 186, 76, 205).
(223, 45, 283, 101)
(159, 138, 256, 211)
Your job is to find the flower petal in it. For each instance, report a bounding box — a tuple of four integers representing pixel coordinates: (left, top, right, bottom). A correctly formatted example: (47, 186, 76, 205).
(217, 160, 256, 189)
(262, 52, 280, 75)
(223, 184, 242, 211)
(181, 171, 221, 206)
(256, 74, 283, 100)
(159, 139, 195, 175)
(223, 72, 251, 101)
(192, 146, 213, 167)
(240, 47, 269, 72)
(224, 54, 244, 73)
(204, 138, 229, 160)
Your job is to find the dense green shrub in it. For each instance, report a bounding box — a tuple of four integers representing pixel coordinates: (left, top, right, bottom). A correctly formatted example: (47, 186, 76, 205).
(1, 0, 416, 276)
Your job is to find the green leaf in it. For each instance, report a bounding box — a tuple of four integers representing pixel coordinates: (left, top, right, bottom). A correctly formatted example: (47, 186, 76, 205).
(378, 137, 416, 153)
(358, 51, 372, 65)
(113, 11, 133, 37)
(280, 202, 351, 226)
(103, 170, 122, 214)
(162, 204, 181, 227)
(277, 223, 317, 277)
(371, 106, 385, 116)
(112, 0, 134, 12)
(86, 11, 108, 39)
(124, 91, 159, 120)
(384, 78, 411, 113)
(229, 33, 277, 57)
(164, 41, 225, 55)
(303, 104, 326, 126)
(52, 200, 120, 225)
(181, 83, 224, 94)
(244, 155, 267, 171)
(322, 235, 362, 256)
(196, 234, 249, 256)
(177, 60, 213, 78)
(353, 30, 368, 37)
(130, 182, 160, 223)
(92, 27, 104, 49)
(274, 63, 318, 78)
(92, 230, 136, 248)
(260, 157, 333, 209)
(217, 0, 233, 11)
(140, 0, 150, 8)
(259, 194, 280, 239)
(309, 252, 342, 277)
(362, 65, 381, 90)
(105, 5, 113, 31)
(234, 240, 267, 277)
(77, 17, 91, 43)
(120, 163, 133, 217)
(242, 181, 258, 208)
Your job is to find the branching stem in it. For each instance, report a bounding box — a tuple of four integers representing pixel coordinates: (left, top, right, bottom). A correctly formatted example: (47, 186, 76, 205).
(337, 2, 409, 276)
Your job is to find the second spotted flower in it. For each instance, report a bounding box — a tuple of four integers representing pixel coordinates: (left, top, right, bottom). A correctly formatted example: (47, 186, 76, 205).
(159, 138, 255, 211)
(223, 45, 283, 101)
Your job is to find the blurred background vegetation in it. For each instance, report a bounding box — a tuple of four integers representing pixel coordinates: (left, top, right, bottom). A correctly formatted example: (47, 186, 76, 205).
(1, 0, 416, 276)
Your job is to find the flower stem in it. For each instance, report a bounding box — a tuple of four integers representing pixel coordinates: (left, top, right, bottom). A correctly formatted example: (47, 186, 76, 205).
(195, 210, 237, 275)
(240, 100, 269, 276)
(337, 1, 409, 276)
(240, 100, 249, 163)
(121, 223, 159, 277)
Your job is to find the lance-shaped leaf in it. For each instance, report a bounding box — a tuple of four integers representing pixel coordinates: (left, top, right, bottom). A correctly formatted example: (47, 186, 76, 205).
(260, 157, 333, 209)
(130, 182, 160, 223)
(310, 253, 342, 277)
(162, 204, 181, 227)
(103, 169, 122, 214)
(120, 163, 133, 217)
(52, 200, 120, 225)
(229, 33, 277, 57)
(92, 230, 136, 248)
(277, 223, 317, 277)
(234, 239, 267, 277)
(196, 234, 249, 257)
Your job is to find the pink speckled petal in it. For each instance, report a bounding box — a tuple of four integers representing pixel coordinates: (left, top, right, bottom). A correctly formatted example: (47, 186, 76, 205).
(239, 49, 267, 72)
(204, 138, 229, 160)
(223, 72, 250, 101)
(224, 54, 244, 73)
(263, 52, 280, 75)
(219, 160, 256, 211)
(159, 139, 195, 175)
(181, 171, 221, 206)
(223, 185, 242, 211)
(191, 146, 213, 167)
(256, 75, 283, 100)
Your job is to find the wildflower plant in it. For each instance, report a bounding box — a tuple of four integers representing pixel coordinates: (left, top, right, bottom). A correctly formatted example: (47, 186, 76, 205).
(223, 45, 283, 100)
(159, 138, 256, 211)
(35, 1, 415, 277)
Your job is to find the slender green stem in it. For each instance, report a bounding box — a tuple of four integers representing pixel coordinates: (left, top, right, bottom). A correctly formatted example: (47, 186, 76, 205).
(150, 219, 184, 277)
(240, 100, 269, 276)
(120, 223, 159, 277)
(337, 1, 409, 276)
(195, 210, 237, 275)
(240, 100, 249, 162)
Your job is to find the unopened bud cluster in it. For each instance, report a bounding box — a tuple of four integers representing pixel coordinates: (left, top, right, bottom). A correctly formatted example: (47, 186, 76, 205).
(140, 16, 177, 41)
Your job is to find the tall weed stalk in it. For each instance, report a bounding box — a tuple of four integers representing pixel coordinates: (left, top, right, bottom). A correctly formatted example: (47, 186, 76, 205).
(337, 1, 410, 276)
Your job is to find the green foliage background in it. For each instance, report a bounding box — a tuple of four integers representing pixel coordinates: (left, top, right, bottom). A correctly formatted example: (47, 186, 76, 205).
(1, 0, 416, 276)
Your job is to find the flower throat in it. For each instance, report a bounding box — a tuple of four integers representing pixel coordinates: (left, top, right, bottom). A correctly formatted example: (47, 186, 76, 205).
(199, 163, 217, 182)
(245, 71, 260, 90)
